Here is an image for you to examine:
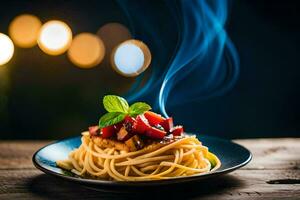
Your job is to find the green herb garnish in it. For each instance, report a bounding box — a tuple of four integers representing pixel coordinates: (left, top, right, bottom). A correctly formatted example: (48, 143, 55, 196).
(99, 112, 127, 128)
(129, 102, 151, 117)
(103, 95, 129, 113)
(99, 95, 151, 128)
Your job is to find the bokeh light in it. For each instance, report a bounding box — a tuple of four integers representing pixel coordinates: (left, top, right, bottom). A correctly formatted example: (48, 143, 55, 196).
(0, 33, 14, 66)
(38, 20, 72, 55)
(111, 39, 151, 77)
(68, 33, 105, 68)
(97, 23, 131, 63)
(9, 14, 42, 48)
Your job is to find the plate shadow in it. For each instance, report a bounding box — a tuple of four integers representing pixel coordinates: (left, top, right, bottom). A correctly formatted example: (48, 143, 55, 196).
(26, 173, 244, 199)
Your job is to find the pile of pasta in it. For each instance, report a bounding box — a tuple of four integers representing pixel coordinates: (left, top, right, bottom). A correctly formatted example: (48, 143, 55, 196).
(56, 134, 221, 181)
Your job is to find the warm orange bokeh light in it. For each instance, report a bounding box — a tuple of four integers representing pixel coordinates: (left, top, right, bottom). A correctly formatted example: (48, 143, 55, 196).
(38, 20, 72, 55)
(97, 23, 131, 59)
(68, 33, 105, 68)
(111, 39, 151, 77)
(9, 14, 42, 48)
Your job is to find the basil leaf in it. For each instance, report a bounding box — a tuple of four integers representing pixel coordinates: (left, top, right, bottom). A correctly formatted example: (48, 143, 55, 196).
(103, 95, 129, 113)
(99, 112, 126, 128)
(129, 102, 151, 117)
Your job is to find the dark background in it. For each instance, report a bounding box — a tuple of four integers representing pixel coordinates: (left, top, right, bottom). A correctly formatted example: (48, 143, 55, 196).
(0, 0, 299, 139)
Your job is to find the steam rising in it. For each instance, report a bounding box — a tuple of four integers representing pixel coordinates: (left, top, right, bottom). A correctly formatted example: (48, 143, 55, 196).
(118, 0, 239, 117)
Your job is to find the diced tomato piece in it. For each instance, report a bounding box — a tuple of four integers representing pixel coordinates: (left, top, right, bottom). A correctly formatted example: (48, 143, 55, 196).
(89, 126, 100, 136)
(146, 126, 167, 139)
(159, 117, 174, 132)
(133, 114, 151, 134)
(154, 124, 165, 131)
(123, 115, 136, 132)
(113, 122, 123, 132)
(171, 126, 184, 136)
(125, 135, 144, 151)
(117, 127, 131, 141)
(124, 115, 135, 124)
(101, 125, 115, 138)
(144, 111, 165, 126)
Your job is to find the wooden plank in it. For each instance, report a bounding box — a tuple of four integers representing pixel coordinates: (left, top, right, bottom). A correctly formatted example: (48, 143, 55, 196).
(0, 138, 299, 199)
(234, 138, 300, 170)
(0, 141, 49, 169)
(0, 169, 299, 199)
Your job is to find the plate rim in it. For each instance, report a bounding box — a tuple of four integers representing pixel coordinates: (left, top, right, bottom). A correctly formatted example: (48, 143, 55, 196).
(32, 134, 252, 186)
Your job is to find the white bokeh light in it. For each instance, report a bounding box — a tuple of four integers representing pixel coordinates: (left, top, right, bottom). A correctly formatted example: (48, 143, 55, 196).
(114, 43, 144, 75)
(0, 33, 14, 66)
(38, 20, 72, 55)
(112, 40, 151, 77)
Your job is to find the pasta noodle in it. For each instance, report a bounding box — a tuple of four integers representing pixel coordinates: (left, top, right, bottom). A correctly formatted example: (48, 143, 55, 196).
(56, 133, 221, 181)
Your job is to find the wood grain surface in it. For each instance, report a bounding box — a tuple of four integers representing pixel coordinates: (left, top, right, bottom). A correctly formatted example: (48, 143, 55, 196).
(0, 138, 299, 200)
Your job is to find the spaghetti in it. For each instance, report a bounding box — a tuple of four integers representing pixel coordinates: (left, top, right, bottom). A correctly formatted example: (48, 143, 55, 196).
(56, 95, 221, 181)
(56, 132, 221, 181)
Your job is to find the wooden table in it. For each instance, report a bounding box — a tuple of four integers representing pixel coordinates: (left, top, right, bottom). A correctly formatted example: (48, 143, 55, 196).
(0, 138, 299, 200)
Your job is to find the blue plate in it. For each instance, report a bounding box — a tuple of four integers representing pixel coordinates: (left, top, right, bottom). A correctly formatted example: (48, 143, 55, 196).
(32, 135, 251, 192)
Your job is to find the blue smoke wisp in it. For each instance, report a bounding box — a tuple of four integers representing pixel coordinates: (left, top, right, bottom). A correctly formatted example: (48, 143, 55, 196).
(118, 0, 239, 117)
(159, 0, 239, 117)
